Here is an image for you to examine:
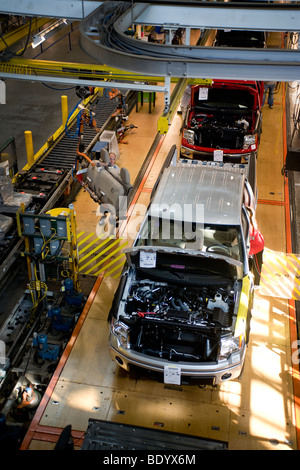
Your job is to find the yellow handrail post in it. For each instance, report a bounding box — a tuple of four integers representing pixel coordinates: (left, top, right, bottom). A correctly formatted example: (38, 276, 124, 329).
(61, 94, 68, 127)
(24, 130, 34, 167)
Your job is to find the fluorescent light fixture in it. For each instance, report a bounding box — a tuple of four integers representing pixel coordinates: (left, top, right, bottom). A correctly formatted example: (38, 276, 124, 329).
(32, 35, 45, 48)
(31, 19, 68, 48)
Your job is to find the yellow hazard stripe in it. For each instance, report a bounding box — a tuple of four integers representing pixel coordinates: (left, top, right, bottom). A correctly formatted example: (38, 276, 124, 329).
(260, 270, 296, 299)
(92, 241, 129, 275)
(265, 256, 300, 291)
(268, 252, 300, 286)
(78, 238, 121, 272)
(290, 252, 300, 272)
(101, 253, 126, 273)
(78, 236, 114, 263)
(108, 261, 125, 279)
(81, 240, 128, 274)
(104, 258, 126, 277)
(261, 261, 297, 298)
(283, 253, 300, 276)
(260, 272, 280, 297)
(77, 232, 95, 247)
(78, 233, 105, 255)
(260, 249, 300, 299)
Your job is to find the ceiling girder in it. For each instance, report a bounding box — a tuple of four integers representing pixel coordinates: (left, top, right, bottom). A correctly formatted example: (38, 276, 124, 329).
(0, 0, 101, 19)
(128, 2, 300, 32)
(2, 2, 300, 81)
(79, 2, 300, 81)
(2, 0, 300, 30)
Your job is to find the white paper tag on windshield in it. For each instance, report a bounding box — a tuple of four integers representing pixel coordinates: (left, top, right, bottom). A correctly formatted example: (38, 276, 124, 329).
(198, 87, 208, 100)
(139, 251, 156, 268)
(214, 149, 223, 162)
(164, 365, 181, 385)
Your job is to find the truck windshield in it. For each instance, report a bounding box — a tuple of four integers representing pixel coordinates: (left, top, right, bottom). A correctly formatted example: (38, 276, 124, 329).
(194, 88, 254, 110)
(136, 217, 244, 263)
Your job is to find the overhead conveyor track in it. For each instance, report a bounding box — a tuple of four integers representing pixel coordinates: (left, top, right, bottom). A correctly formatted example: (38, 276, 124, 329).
(79, 1, 300, 81)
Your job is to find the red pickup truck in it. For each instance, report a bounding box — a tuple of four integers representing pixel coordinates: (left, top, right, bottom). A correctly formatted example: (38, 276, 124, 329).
(180, 80, 264, 163)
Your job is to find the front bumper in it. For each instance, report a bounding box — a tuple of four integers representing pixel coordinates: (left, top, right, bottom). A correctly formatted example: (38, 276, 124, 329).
(109, 333, 246, 385)
(180, 145, 255, 162)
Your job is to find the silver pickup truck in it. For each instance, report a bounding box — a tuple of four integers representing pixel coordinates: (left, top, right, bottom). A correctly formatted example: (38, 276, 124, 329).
(108, 149, 256, 385)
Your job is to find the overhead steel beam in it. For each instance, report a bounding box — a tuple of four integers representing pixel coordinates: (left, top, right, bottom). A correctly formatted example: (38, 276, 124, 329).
(79, 2, 300, 82)
(0, 71, 169, 93)
(0, 57, 178, 82)
(0, 0, 101, 19)
(2, 0, 300, 27)
(128, 2, 300, 32)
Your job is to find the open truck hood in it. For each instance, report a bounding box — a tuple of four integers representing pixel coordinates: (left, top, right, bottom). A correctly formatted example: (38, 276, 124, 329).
(125, 245, 242, 272)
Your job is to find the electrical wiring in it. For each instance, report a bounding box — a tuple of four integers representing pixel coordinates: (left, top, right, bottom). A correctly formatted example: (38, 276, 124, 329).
(97, 2, 208, 61)
(33, 223, 67, 263)
(91, 0, 300, 85)
(0, 17, 33, 58)
(41, 236, 66, 263)
(28, 280, 48, 312)
(41, 83, 77, 91)
(43, 240, 64, 263)
(60, 268, 72, 278)
(34, 225, 54, 260)
(28, 265, 48, 316)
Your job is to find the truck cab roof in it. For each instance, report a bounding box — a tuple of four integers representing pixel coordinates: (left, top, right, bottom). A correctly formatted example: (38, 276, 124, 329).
(150, 165, 245, 226)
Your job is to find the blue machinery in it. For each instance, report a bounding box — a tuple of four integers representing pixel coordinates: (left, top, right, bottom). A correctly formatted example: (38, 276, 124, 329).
(33, 333, 60, 362)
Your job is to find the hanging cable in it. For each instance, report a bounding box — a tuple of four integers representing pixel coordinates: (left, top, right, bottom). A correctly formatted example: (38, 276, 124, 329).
(0, 17, 33, 58)
(42, 83, 77, 91)
(28, 264, 48, 317)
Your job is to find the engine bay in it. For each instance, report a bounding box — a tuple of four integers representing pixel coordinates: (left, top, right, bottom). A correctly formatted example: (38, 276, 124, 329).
(189, 113, 252, 149)
(119, 279, 239, 362)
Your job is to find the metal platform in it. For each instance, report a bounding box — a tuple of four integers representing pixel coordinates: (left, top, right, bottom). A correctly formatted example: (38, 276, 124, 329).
(81, 418, 227, 450)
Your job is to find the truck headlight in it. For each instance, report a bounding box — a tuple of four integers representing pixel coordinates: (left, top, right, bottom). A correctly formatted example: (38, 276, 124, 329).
(183, 129, 195, 145)
(219, 334, 243, 360)
(111, 320, 130, 349)
(243, 134, 256, 149)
